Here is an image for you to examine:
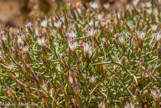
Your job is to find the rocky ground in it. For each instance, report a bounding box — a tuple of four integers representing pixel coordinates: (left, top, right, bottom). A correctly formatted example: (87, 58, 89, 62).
(0, 0, 150, 27)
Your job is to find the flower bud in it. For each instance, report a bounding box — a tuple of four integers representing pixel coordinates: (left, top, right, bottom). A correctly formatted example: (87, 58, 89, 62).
(121, 56, 130, 68)
(70, 68, 77, 79)
(42, 44, 52, 53)
(61, 55, 69, 70)
(60, 87, 67, 97)
(47, 80, 52, 92)
(26, 52, 33, 62)
(135, 89, 141, 97)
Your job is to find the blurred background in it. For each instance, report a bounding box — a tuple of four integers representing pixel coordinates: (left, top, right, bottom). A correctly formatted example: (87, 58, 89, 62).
(0, 0, 149, 27)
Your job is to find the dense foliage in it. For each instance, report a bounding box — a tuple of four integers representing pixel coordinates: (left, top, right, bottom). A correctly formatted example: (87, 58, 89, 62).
(0, 1, 161, 107)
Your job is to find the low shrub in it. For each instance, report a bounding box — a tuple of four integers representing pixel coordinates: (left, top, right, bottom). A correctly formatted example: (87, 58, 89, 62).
(0, 1, 160, 107)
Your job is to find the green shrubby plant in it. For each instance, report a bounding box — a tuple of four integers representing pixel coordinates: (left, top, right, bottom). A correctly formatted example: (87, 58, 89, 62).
(0, 1, 161, 108)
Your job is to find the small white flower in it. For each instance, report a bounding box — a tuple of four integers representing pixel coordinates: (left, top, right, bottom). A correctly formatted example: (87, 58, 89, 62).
(37, 36, 46, 45)
(138, 31, 146, 40)
(17, 36, 24, 45)
(59, 15, 65, 22)
(146, 8, 152, 14)
(124, 102, 135, 108)
(90, 75, 95, 83)
(48, 19, 52, 27)
(41, 20, 48, 27)
(22, 43, 29, 52)
(25, 22, 32, 27)
(119, 36, 125, 44)
(146, 2, 152, 8)
(97, 13, 104, 20)
(87, 26, 97, 36)
(83, 43, 90, 53)
(0, 31, 7, 41)
(102, 38, 106, 43)
(103, 3, 110, 9)
(99, 102, 106, 108)
(151, 25, 157, 31)
(35, 27, 39, 35)
(2, 36, 7, 41)
(101, 20, 109, 27)
(65, 28, 77, 38)
(54, 18, 62, 28)
(56, 64, 61, 71)
(89, 20, 99, 27)
(67, 37, 77, 51)
(118, 34, 125, 44)
(133, 0, 139, 6)
(77, 7, 82, 14)
(159, 0, 161, 3)
(89, 2, 99, 9)
(83, 42, 93, 56)
(153, 9, 158, 16)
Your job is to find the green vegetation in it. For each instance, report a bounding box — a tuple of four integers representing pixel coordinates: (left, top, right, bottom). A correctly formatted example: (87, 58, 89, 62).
(0, 1, 160, 107)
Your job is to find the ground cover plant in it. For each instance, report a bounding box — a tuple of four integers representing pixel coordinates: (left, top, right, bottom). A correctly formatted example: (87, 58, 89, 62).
(0, 0, 161, 108)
